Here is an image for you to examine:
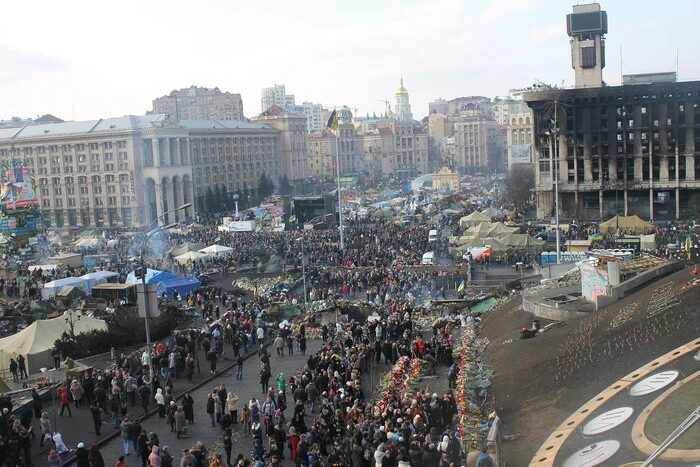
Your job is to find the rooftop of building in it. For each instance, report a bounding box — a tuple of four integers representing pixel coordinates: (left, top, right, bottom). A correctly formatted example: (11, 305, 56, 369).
(522, 79, 700, 104)
(0, 114, 271, 141)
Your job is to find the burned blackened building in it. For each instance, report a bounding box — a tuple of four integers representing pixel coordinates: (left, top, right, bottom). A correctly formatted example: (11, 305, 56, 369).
(524, 3, 700, 221)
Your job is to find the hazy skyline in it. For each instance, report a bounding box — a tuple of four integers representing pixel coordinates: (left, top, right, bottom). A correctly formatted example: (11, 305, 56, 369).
(1, 0, 697, 123)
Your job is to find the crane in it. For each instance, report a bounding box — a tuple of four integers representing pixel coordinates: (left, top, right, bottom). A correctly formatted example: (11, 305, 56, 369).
(376, 99, 391, 115)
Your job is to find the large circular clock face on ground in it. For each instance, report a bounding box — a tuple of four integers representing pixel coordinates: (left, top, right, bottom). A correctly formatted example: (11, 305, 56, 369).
(532, 338, 700, 466)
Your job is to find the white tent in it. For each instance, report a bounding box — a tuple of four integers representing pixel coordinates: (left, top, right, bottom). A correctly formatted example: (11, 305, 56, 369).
(199, 245, 234, 257)
(173, 251, 208, 265)
(42, 277, 90, 300)
(0, 311, 107, 374)
(79, 271, 120, 291)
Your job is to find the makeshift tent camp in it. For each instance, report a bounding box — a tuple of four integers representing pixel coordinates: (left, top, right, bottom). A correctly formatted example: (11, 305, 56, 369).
(57, 285, 86, 299)
(599, 215, 655, 235)
(79, 271, 119, 291)
(166, 242, 206, 258)
(157, 276, 201, 299)
(500, 233, 545, 252)
(125, 269, 178, 284)
(484, 222, 519, 237)
(198, 245, 234, 257)
(0, 311, 107, 374)
(42, 277, 90, 300)
(173, 251, 208, 265)
(459, 211, 491, 228)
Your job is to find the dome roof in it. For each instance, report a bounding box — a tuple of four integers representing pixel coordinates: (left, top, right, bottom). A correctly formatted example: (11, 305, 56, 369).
(338, 107, 353, 121)
(396, 78, 408, 96)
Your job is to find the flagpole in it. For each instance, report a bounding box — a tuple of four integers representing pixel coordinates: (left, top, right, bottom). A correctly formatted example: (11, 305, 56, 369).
(335, 128, 345, 251)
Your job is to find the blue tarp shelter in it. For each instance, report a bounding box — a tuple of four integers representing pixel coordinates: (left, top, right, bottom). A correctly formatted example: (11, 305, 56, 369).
(157, 276, 201, 299)
(125, 268, 179, 284)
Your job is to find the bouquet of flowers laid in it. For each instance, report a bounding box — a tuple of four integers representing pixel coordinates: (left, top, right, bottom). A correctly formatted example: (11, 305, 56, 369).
(374, 357, 424, 411)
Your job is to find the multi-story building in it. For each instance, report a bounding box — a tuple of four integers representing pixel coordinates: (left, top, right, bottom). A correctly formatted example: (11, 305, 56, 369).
(152, 86, 244, 121)
(303, 102, 326, 132)
(453, 119, 502, 174)
(261, 84, 295, 113)
(307, 129, 337, 179)
(428, 98, 449, 115)
(525, 3, 700, 221)
(252, 105, 308, 183)
(503, 101, 534, 170)
(359, 120, 429, 181)
(184, 120, 281, 209)
(0, 115, 285, 227)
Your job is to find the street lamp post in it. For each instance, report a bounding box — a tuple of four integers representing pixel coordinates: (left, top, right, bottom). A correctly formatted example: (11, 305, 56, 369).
(140, 203, 191, 384)
(296, 237, 307, 305)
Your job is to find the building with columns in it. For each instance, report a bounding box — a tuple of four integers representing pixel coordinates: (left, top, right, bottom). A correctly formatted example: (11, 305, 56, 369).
(0, 115, 286, 227)
(152, 86, 244, 121)
(252, 105, 309, 184)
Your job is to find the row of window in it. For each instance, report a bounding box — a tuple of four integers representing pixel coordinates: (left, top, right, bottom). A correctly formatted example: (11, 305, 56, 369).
(41, 196, 131, 208)
(9, 141, 127, 156)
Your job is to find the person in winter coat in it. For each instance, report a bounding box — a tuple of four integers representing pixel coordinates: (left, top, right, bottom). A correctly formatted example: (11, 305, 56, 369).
(226, 392, 239, 424)
(70, 379, 84, 407)
(206, 394, 216, 427)
(32, 388, 43, 418)
(59, 385, 72, 416)
(159, 446, 174, 467)
(48, 449, 63, 467)
(241, 404, 251, 436)
(75, 442, 90, 467)
(289, 426, 300, 463)
(149, 445, 162, 467)
(137, 431, 150, 467)
(174, 406, 187, 439)
(88, 444, 106, 467)
(120, 418, 133, 455)
(155, 388, 166, 418)
(39, 411, 52, 447)
(182, 392, 195, 424)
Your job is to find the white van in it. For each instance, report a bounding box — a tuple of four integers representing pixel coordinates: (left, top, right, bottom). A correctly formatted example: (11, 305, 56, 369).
(428, 229, 438, 243)
(422, 252, 435, 265)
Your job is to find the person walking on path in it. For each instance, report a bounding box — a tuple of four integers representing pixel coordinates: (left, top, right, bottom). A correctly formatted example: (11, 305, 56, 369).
(235, 354, 243, 380)
(91, 402, 103, 436)
(70, 379, 84, 408)
(174, 406, 187, 439)
(206, 393, 216, 427)
(274, 335, 284, 357)
(139, 383, 151, 416)
(59, 384, 72, 417)
(39, 412, 52, 447)
(259, 365, 271, 394)
(120, 417, 133, 455)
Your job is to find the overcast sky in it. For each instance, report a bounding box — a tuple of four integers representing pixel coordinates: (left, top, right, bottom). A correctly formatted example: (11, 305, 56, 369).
(1, 0, 697, 122)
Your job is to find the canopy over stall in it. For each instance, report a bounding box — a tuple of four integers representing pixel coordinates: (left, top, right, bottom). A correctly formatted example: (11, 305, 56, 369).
(599, 215, 655, 235)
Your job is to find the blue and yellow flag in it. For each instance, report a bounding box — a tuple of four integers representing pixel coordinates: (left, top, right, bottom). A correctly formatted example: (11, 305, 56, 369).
(214, 235, 222, 243)
(457, 280, 466, 292)
(289, 215, 297, 223)
(255, 224, 262, 232)
(327, 110, 338, 131)
(686, 235, 692, 259)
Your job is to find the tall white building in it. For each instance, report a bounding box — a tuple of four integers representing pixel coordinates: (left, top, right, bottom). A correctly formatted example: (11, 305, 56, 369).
(303, 102, 326, 132)
(261, 84, 295, 113)
(395, 78, 413, 122)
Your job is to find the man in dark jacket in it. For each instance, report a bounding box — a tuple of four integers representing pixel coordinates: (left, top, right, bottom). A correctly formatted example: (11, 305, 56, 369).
(90, 402, 102, 436)
(75, 442, 90, 467)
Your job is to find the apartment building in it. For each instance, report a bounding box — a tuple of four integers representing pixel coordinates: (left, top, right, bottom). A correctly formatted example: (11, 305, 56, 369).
(152, 86, 244, 121)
